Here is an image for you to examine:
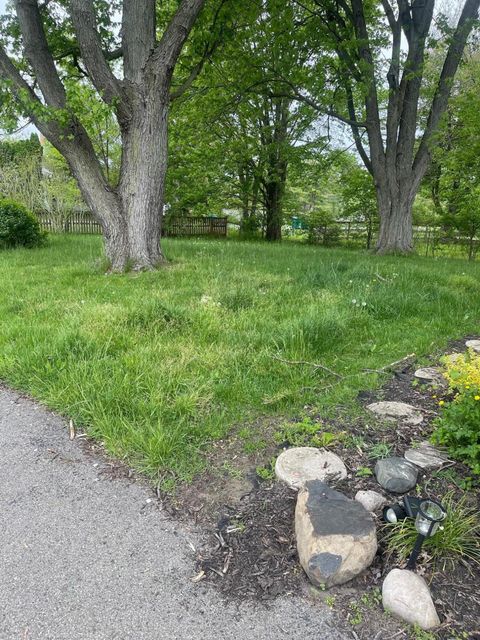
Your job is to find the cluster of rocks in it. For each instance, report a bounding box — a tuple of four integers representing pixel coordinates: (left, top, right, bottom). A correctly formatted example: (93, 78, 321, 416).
(273, 342, 468, 632)
(275, 437, 446, 630)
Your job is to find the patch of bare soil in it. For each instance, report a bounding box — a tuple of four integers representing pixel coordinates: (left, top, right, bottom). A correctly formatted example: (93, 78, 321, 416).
(194, 482, 302, 600)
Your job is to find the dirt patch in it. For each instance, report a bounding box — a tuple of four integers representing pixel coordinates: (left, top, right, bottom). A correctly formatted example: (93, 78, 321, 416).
(194, 482, 302, 600)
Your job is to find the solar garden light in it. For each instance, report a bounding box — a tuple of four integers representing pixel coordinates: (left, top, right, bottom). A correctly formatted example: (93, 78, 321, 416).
(383, 495, 422, 524)
(406, 499, 447, 571)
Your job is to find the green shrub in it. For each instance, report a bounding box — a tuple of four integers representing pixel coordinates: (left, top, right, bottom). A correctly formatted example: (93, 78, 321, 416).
(432, 394, 480, 474)
(431, 350, 480, 474)
(0, 199, 46, 248)
(384, 493, 480, 569)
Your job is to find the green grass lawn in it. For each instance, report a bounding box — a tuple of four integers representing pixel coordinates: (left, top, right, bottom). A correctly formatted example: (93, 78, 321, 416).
(1, 235, 480, 483)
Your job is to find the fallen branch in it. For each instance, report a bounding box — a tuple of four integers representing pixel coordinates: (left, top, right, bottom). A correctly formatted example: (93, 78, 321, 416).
(363, 353, 416, 375)
(271, 355, 343, 379)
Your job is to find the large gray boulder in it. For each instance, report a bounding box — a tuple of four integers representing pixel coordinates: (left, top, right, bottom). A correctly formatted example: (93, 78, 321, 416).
(375, 457, 418, 493)
(295, 480, 377, 588)
(382, 568, 440, 630)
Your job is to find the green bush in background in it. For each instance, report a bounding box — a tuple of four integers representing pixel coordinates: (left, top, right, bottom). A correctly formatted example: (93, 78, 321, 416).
(0, 199, 46, 249)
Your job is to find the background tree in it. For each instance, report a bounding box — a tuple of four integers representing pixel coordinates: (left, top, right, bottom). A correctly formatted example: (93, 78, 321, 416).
(282, 0, 480, 253)
(429, 53, 480, 259)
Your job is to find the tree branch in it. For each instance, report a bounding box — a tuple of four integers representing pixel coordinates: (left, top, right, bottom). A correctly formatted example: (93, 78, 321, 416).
(170, 0, 228, 101)
(69, 0, 126, 116)
(152, 0, 207, 77)
(14, 0, 66, 108)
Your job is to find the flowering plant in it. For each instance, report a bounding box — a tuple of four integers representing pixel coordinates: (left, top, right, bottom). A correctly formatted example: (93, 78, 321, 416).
(432, 350, 480, 474)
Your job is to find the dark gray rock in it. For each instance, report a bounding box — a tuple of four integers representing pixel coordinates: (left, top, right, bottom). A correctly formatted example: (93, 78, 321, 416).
(374, 457, 418, 493)
(295, 481, 377, 588)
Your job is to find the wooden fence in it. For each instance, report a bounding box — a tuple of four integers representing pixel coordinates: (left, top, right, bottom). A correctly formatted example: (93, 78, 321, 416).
(163, 216, 228, 237)
(38, 211, 102, 234)
(38, 212, 228, 238)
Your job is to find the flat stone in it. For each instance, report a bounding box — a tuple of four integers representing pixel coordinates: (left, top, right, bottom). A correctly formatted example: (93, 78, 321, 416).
(296, 480, 377, 588)
(366, 401, 423, 425)
(466, 339, 480, 353)
(443, 352, 463, 364)
(404, 442, 449, 470)
(354, 490, 387, 512)
(275, 447, 347, 490)
(374, 457, 418, 493)
(382, 568, 440, 630)
(414, 367, 444, 384)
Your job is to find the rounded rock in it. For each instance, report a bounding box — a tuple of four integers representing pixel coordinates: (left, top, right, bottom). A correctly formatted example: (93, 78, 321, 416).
(275, 447, 347, 490)
(382, 568, 440, 630)
(374, 457, 418, 493)
(296, 481, 377, 588)
(354, 490, 387, 512)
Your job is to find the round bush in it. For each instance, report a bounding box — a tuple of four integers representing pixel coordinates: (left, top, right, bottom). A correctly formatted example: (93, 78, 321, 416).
(0, 199, 46, 249)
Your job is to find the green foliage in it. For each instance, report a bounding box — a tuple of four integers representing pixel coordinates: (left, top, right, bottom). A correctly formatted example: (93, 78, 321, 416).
(368, 442, 392, 460)
(384, 493, 480, 569)
(0, 134, 41, 166)
(0, 199, 45, 249)
(429, 56, 480, 259)
(432, 394, 480, 474)
(256, 458, 276, 481)
(274, 416, 320, 446)
(432, 350, 480, 474)
(356, 466, 373, 478)
(340, 165, 377, 249)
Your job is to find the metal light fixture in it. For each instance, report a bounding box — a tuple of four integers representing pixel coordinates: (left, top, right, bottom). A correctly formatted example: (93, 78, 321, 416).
(382, 496, 422, 523)
(406, 499, 447, 570)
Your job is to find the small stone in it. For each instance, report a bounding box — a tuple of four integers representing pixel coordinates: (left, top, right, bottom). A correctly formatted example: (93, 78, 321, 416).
(275, 447, 347, 490)
(466, 339, 480, 353)
(354, 490, 387, 512)
(404, 442, 449, 470)
(367, 401, 423, 425)
(414, 367, 444, 383)
(443, 352, 463, 364)
(374, 457, 418, 493)
(296, 480, 377, 588)
(382, 568, 440, 630)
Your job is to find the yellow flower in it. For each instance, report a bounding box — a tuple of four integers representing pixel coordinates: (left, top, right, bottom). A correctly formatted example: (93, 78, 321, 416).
(475, 395, 480, 401)
(438, 400, 445, 406)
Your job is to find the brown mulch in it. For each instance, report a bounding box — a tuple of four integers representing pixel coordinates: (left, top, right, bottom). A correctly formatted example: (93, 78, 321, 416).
(194, 482, 302, 600)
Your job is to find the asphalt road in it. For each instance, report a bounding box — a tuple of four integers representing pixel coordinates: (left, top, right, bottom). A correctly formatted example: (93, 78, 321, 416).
(0, 386, 345, 640)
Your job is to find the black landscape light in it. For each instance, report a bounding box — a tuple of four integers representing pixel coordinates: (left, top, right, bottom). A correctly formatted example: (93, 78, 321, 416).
(382, 495, 422, 523)
(406, 499, 447, 570)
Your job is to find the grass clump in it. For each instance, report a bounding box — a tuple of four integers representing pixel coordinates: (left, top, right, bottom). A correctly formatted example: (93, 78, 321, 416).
(384, 493, 480, 569)
(1, 235, 480, 483)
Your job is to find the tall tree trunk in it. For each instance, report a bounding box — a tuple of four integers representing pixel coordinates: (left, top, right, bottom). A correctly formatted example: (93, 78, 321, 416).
(116, 95, 169, 270)
(375, 186, 414, 253)
(264, 178, 283, 241)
